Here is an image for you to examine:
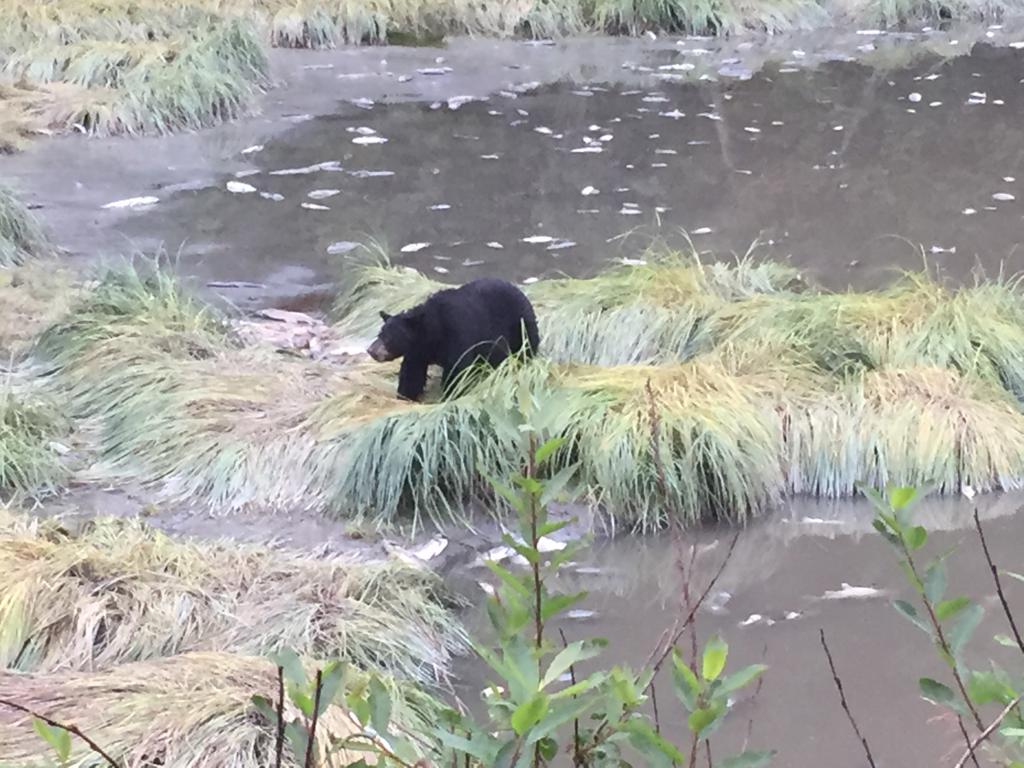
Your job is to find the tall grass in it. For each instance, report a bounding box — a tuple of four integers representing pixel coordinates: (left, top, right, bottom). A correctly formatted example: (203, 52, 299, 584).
(34, 258, 1024, 529)
(0, 186, 53, 267)
(0, 649, 443, 768)
(0, 510, 467, 682)
(0, 381, 67, 500)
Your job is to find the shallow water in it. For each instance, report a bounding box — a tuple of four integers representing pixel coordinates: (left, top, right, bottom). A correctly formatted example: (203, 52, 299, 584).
(113, 39, 1024, 302)
(452, 493, 1024, 766)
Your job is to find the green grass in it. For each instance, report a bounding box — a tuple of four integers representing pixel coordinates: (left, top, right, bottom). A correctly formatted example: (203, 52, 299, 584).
(0, 186, 53, 267)
(0, 648, 443, 768)
(0, 380, 67, 500)
(0, 509, 467, 682)
(33, 257, 1024, 530)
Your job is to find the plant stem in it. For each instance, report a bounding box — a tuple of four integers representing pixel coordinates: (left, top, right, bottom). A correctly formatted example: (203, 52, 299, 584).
(973, 509, 1024, 655)
(559, 628, 583, 766)
(953, 695, 1023, 768)
(898, 538, 984, 730)
(818, 629, 877, 768)
(275, 665, 285, 768)
(304, 670, 324, 768)
(0, 698, 121, 768)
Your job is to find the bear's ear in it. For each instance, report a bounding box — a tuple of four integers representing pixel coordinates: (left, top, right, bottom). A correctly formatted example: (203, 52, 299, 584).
(379, 311, 392, 322)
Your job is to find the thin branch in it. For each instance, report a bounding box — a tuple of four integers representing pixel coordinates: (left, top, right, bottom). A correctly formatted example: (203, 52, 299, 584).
(275, 665, 286, 768)
(304, 669, 324, 768)
(953, 695, 1024, 768)
(704, 738, 713, 768)
(0, 698, 121, 768)
(559, 628, 583, 766)
(818, 630, 878, 768)
(956, 716, 980, 768)
(974, 509, 1024, 654)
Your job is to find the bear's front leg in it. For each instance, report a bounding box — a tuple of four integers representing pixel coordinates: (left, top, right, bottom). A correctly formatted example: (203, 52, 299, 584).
(397, 357, 428, 401)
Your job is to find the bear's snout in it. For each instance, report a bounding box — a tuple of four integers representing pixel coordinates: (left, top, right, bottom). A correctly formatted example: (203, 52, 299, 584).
(367, 338, 392, 362)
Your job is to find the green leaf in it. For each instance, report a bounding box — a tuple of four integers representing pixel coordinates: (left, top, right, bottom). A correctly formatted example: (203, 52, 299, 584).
(272, 648, 306, 687)
(537, 519, 571, 538)
(540, 463, 579, 507)
(251, 695, 277, 724)
(511, 693, 549, 735)
(535, 437, 565, 466)
(892, 600, 930, 633)
(995, 634, 1020, 648)
(486, 560, 532, 598)
(540, 592, 586, 623)
(721, 750, 777, 768)
(368, 676, 392, 735)
(33, 720, 71, 762)
(949, 603, 984, 657)
(688, 706, 722, 737)
(889, 486, 918, 511)
(1001, 728, 1024, 738)
(905, 525, 927, 550)
(537, 736, 558, 761)
(317, 661, 347, 714)
(968, 670, 1016, 706)
(487, 475, 528, 515)
(284, 721, 310, 762)
(671, 651, 701, 711)
(1004, 570, 1024, 584)
(702, 635, 728, 682)
(924, 560, 947, 605)
(936, 597, 970, 622)
(540, 640, 603, 689)
(919, 678, 956, 707)
(493, 738, 520, 768)
(288, 685, 314, 718)
(719, 664, 769, 695)
(623, 718, 686, 765)
(872, 518, 900, 546)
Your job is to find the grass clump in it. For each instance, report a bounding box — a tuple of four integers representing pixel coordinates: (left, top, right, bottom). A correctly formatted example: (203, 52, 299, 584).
(0, 649, 442, 768)
(0, 186, 53, 267)
(0, 383, 67, 500)
(0, 510, 467, 682)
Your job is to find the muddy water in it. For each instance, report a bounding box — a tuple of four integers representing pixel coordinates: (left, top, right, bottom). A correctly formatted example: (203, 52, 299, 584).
(452, 493, 1024, 766)
(111, 41, 1024, 303)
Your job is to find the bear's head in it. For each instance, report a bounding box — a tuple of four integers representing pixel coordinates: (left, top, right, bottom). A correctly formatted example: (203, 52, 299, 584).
(367, 310, 419, 362)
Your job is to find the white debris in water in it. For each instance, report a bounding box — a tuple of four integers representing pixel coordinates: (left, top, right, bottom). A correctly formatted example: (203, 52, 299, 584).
(301, 202, 329, 210)
(993, 192, 1016, 201)
(967, 92, 987, 105)
(571, 146, 603, 154)
(400, 242, 431, 253)
(434, 266, 449, 274)
(240, 144, 264, 155)
(533, 126, 554, 135)
(660, 109, 686, 119)
(567, 610, 596, 620)
(833, 125, 844, 131)
(962, 208, 977, 215)
(234, 169, 260, 178)
(260, 192, 284, 202)
(102, 196, 158, 209)
(581, 186, 599, 196)
(659, 63, 695, 72)
(995, 99, 1007, 106)
(907, 92, 922, 103)
(327, 241, 360, 254)
(617, 257, 647, 266)
(462, 258, 484, 267)
(547, 240, 577, 250)
(929, 101, 943, 107)
(429, 203, 451, 210)
(785, 611, 802, 621)
(655, 148, 677, 155)
(417, 67, 452, 75)
(270, 161, 343, 175)
(739, 614, 763, 627)
(413, 537, 448, 561)
(307, 189, 340, 199)
(691, 226, 713, 235)
(822, 583, 887, 600)
(771, 120, 784, 126)
(599, 134, 613, 142)
(486, 241, 504, 249)
(930, 245, 956, 254)
(523, 277, 540, 284)
(522, 235, 555, 244)
(856, 28, 884, 34)
(642, 96, 670, 103)
(480, 154, 500, 160)
(350, 98, 374, 109)
(447, 95, 477, 110)
(349, 170, 394, 178)
(352, 135, 387, 145)
(744, 126, 761, 133)
(963, 484, 976, 500)
(651, 163, 668, 168)
(697, 112, 721, 121)
(347, 126, 377, 135)
(619, 206, 642, 215)
(1004, 176, 1016, 183)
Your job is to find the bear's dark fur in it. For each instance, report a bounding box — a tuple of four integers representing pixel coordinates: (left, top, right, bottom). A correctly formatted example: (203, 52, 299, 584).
(366, 278, 540, 401)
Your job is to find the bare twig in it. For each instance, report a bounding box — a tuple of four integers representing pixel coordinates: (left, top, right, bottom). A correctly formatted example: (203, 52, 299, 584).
(275, 665, 286, 768)
(974, 509, 1024, 654)
(304, 669, 324, 768)
(953, 695, 1024, 768)
(818, 630, 878, 768)
(741, 643, 769, 752)
(0, 698, 121, 768)
(956, 717, 980, 768)
(704, 738, 713, 768)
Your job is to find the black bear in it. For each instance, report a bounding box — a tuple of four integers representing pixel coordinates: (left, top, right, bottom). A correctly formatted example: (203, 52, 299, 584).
(366, 277, 540, 401)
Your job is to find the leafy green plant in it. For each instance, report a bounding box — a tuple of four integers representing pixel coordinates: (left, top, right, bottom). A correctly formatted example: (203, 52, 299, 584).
(868, 485, 1024, 766)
